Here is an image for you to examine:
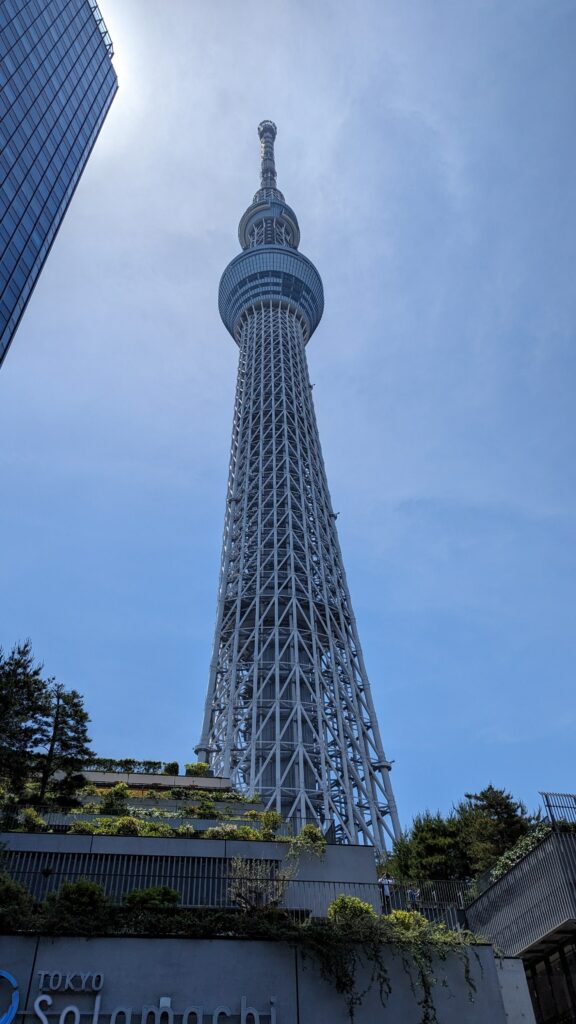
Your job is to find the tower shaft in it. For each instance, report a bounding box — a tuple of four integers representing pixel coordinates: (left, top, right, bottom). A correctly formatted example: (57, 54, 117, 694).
(198, 122, 400, 849)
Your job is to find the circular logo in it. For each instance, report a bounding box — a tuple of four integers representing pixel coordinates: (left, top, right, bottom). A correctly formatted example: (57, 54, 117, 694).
(0, 970, 19, 1024)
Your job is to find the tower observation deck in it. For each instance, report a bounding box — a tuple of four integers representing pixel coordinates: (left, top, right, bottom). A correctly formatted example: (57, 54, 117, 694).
(197, 122, 400, 849)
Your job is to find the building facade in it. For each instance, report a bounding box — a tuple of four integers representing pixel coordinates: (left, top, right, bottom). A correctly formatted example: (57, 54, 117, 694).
(0, 0, 117, 366)
(197, 121, 400, 850)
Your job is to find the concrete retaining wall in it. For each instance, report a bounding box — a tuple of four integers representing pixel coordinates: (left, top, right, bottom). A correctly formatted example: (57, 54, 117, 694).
(0, 936, 535, 1023)
(0, 834, 376, 882)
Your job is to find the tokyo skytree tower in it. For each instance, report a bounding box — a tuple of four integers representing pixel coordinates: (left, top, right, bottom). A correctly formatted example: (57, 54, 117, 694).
(197, 122, 400, 848)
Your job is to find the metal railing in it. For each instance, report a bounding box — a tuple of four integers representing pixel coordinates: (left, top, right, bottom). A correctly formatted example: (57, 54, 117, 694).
(3, 858, 467, 929)
(385, 879, 476, 908)
(381, 880, 472, 930)
(541, 792, 576, 828)
(3, 859, 381, 921)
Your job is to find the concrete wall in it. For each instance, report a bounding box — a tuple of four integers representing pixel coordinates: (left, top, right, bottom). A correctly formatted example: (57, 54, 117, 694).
(0, 833, 377, 882)
(63, 772, 233, 790)
(0, 936, 535, 1024)
(496, 958, 537, 1022)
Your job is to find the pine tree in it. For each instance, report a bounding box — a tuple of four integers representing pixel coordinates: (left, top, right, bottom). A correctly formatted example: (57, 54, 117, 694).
(387, 812, 470, 881)
(38, 683, 93, 803)
(387, 785, 537, 881)
(455, 785, 535, 875)
(0, 641, 50, 793)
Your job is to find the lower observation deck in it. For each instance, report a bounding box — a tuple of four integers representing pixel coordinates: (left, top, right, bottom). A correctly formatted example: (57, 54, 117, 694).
(219, 245, 324, 342)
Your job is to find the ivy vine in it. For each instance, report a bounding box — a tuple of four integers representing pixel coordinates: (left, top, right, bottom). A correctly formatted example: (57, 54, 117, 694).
(300, 901, 482, 1023)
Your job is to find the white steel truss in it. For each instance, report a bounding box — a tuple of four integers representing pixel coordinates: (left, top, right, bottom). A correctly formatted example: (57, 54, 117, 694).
(197, 122, 400, 850)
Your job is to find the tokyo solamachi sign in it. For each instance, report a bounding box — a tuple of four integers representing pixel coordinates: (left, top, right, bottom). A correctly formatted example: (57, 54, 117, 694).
(0, 970, 277, 1024)
(0, 971, 19, 1024)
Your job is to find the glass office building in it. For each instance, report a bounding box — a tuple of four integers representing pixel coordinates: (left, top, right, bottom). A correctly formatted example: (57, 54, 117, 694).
(0, 0, 117, 366)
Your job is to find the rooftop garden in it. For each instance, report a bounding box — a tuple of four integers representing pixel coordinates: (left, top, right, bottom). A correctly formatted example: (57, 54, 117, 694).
(82, 758, 212, 776)
(0, 640, 265, 834)
(2, 779, 328, 851)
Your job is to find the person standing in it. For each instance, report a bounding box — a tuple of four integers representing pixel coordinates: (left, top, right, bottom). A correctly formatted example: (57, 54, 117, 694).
(378, 872, 393, 914)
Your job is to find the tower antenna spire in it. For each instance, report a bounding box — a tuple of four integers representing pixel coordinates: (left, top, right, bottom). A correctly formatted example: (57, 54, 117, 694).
(258, 120, 278, 189)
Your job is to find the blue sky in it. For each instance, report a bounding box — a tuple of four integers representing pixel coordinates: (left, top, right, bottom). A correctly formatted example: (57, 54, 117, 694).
(1, 0, 575, 828)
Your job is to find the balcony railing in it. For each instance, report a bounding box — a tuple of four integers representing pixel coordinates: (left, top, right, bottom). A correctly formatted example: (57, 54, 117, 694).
(541, 791, 576, 827)
(4, 859, 381, 922)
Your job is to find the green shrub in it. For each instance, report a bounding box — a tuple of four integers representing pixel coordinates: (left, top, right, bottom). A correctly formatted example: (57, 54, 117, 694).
(81, 784, 99, 796)
(163, 762, 179, 775)
(0, 873, 34, 931)
(97, 816, 175, 838)
(234, 825, 263, 840)
(67, 816, 195, 840)
(184, 762, 210, 777)
(41, 880, 112, 936)
(291, 824, 326, 857)
(260, 810, 282, 839)
(68, 820, 97, 835)
(490, 823, 553, 882)
(202, 824, 236, 840)
(109, 816, 142, 836)
(176, 825, 195, 837)
(92, 816, 116, 834)
(180, 804, 198, 817)
(124, 886, 180, 909)
(141, 823, 174, 838)
(188, 797, 219, 819)
(137, 761, 163, 774)
(76, 800, 99, 813)
(227, 857, 290, 911)
(0, 793, 20, 830)
(210, 789, 236, 802)
(385, 909, 429, 936)
(202, 824, 259, 840)
(20, 807, 47, 832)
(328, 894, 377, 926)
(170, 787, 189, 800)
(99, 782, 130, 816)
(133, 806, 173, 820)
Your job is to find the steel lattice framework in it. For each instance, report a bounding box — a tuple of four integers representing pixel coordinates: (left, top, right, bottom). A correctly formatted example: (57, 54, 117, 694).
(197, 122, 400, 849)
